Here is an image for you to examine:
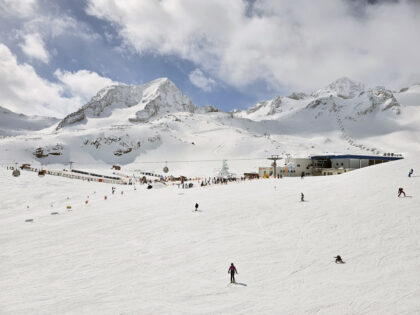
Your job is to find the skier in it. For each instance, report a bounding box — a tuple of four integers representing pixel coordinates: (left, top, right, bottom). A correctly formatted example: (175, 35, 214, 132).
(301, 193, 304, 202)
(228, 263, 238, 283)
(334, 255, 344, 264)
(408, 169, 414, 178)
(398, 187, 406, 197)
(195, 203, 199, 211)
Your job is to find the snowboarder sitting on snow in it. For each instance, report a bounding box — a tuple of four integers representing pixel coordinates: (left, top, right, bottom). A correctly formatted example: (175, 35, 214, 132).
(228, 263, 238, 283)
(301, 193, 304, 202)
(195, 203, 199, 211)
(334, 255, 344, 264)
(408, 169, 414, 178)
(398, 187, 406, 197)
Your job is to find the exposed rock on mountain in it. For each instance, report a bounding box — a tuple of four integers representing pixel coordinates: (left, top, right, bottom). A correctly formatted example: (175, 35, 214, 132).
(56, 78, 196, 129)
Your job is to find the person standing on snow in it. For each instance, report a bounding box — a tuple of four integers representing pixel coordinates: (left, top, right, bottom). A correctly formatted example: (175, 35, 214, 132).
(195, 203, 199, 211)
(301, 193, 304, 202)
(228, 263, 238, 283)
(334, 255, 344, 264)
(398, 187, 406, 197)
(408, 169, 414, 178)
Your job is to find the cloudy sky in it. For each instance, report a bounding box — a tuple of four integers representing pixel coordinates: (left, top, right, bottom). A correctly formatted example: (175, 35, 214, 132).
(0, 0, 419, 117)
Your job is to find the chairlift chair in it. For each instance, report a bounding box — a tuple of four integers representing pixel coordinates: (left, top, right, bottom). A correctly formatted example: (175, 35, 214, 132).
(163, 161, 169, 173)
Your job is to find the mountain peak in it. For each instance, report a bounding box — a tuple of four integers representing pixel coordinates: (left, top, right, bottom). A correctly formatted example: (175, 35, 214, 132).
(331, 76, 358, 85)
(56, 78, 196, 130)
(314, 77, 364, 99)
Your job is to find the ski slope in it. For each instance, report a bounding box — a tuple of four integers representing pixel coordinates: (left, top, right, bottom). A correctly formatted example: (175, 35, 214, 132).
(0, 156, 419, 314)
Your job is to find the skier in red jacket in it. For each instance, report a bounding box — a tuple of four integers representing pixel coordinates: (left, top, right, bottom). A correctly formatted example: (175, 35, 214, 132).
(228, 263, 238, 283)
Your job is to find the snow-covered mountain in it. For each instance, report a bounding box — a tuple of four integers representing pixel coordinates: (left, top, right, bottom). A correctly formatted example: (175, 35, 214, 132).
(0, 77, 419, 175)
(0, 106, 58, 137)
(57, 78, 196, 129)
(236, 77, 401, 122)
(313, 76, 365, 99)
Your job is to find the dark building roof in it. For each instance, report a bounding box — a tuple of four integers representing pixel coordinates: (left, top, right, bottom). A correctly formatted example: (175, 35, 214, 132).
(310, 154, 403, 161)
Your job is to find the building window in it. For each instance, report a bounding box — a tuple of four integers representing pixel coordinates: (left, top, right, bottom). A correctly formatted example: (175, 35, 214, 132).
(297, 164, 300, 167)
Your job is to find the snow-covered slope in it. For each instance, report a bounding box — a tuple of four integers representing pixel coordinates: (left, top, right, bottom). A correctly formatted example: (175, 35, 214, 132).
(233, 77, 417, 156)
(0, 154, 419, 314)
(0, 106, 58, 137)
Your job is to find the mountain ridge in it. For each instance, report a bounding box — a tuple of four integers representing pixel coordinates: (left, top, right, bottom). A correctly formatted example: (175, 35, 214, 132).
(0, 77, 419, 169)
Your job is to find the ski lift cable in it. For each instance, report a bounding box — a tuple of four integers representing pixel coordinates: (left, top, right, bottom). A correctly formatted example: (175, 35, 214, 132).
(0, 157, 269, 166)
(128, 157, 267, 164)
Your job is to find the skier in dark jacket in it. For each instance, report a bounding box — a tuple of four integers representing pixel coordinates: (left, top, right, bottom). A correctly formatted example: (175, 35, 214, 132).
(408, 169, 413, 178)
(398, 187, 406, 197)
(228, 263, 238, 283)
(195, 203, 199, 211)
(301, 193, 304, 202)
(334, 255, 344, 264)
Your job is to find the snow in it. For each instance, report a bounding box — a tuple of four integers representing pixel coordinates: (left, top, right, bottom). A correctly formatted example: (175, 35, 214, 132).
(1, 76, 420, 313)
(0, 155, 419, 314)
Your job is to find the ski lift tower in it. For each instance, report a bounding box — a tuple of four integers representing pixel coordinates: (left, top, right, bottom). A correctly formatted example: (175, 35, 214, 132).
(267, 155, 281, 178)
(69, 161, 74, 171)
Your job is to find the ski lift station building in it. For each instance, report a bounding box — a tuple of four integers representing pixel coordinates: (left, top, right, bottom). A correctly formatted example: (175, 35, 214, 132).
(258, 154, 403, 177)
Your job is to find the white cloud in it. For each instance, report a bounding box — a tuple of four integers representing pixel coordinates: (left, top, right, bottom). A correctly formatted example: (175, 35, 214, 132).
(20, 33, 49, 63)
(0, 0, 37, 18)
(0, 43, 116, 117)
(188, 69, 216, 92)
(3, 1, 101, 66)
(86, 0, 420, 92)
(55, 69, 118, 101)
